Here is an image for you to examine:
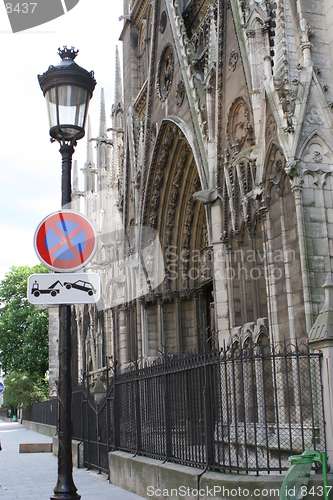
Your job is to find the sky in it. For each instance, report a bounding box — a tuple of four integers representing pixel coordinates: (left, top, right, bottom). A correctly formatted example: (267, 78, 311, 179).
(0, 0, 124, 280)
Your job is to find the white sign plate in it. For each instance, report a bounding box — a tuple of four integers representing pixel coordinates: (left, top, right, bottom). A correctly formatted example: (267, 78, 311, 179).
(27, 273, 101, 305)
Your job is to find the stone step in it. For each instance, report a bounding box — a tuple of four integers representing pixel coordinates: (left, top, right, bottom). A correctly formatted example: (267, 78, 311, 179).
(19, 442, 52, 453)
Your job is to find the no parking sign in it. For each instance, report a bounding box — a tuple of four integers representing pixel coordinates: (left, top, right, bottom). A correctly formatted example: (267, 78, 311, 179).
(34, 210, 97, 272)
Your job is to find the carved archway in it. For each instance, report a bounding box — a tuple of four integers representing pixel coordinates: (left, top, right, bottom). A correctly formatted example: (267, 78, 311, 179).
(140, 121, 212, 354)
(221, 155, 267, 333)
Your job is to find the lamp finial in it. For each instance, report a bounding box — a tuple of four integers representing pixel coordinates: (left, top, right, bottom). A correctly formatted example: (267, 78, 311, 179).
(57, 46, 79, 61)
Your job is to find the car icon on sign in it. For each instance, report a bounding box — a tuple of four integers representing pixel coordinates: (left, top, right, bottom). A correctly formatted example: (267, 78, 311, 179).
(63, 280, 96, 296)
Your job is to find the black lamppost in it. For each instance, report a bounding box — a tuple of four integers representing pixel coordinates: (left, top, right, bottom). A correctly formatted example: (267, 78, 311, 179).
(38, 47, 96, 500)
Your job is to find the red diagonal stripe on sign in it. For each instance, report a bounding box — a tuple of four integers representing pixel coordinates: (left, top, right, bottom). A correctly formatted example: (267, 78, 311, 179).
(48, 217, 84, 263)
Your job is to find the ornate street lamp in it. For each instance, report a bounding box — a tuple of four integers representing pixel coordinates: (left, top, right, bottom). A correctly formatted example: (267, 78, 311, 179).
(38, 47, 96, 500)
(92, 375, 105, 405)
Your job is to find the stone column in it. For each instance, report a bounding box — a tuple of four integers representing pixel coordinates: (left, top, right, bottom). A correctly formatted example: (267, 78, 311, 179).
(237, 240, 247, 325)
(104, 308, 113, 366)
(246, 29, 258, 90)
(226, 244, 235, 328)
(292, 182, 313, 332)
(279, 196, 296, 342)
(300, 18, 312, 66)
(157, 297, 164, 352)
(212, 239, 230, 347)
(309, 276, 333, 469)
(140, 298, 148, 360)
(262, 208, 279, 342)
(248, 230, 260, 321)
(206, 82, 215, 144)
(118, 307, 128, 368)
(174, 292, 182, 353)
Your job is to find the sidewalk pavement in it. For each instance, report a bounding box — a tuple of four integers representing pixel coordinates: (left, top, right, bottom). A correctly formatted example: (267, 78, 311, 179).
(0, 420, 145, 499)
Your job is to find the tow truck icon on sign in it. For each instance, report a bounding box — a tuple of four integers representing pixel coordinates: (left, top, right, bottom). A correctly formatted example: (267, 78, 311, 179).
(31, 280, 62, 297)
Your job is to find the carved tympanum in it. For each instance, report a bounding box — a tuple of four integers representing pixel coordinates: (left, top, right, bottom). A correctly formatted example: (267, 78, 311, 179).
(227, 97, 254, 156)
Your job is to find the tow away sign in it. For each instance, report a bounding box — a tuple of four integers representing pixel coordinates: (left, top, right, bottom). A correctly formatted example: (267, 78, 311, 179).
(27, 273, 101, 305)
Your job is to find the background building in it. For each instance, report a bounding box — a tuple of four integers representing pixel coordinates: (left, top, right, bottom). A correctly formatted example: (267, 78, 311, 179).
(47, 0, 333, 476)
(64, 0, 333, 370)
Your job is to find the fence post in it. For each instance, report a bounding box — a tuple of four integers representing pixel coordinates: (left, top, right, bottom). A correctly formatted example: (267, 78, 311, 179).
(113, 361, 119, 449)
(106, 363, 110, 455)
(86, 368, 90, 470)
(164, 349, 172, 460)
(96, 401, 100, 474)
(203, 322, 213, 467)
(135, 357, 142, 454)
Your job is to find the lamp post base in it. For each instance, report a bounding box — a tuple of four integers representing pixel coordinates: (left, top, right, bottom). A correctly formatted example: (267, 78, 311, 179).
(52, 303, 80, 500)
(50, 492, 81, 500)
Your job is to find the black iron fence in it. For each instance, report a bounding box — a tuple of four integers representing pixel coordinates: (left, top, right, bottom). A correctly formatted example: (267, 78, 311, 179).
(25, 341, 326, 476)
(0, 407, 9, 419)
(23, 399, 58, 426)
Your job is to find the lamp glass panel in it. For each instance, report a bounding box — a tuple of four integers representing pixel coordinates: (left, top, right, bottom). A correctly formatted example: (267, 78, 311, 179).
(58, 85, 88, 128)
(45, 87, 57, 130)
(45, 85, 89, 140)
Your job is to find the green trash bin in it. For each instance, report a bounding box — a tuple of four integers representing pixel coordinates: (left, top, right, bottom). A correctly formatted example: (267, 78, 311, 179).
(13, 415, 17, 422)
(280, 449, 329, 500)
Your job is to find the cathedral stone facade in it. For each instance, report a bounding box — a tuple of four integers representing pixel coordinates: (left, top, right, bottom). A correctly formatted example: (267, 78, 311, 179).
(48, 0, 333, 406)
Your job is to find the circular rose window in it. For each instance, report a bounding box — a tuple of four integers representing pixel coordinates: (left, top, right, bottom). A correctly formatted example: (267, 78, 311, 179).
(157, 44, 174, 102)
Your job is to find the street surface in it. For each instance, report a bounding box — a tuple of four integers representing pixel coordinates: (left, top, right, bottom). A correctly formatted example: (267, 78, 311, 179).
(0, 420, 144, 499)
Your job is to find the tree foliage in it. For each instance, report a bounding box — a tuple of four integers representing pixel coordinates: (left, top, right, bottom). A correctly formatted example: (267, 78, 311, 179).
(3, 371, 48, 410)
(0, 265, 50, 377)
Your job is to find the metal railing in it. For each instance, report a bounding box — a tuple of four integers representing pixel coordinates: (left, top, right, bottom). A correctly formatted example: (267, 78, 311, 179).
(25, 341, 326, 476)
(0, 407, 9, 419)
(22, 399, 58, 426)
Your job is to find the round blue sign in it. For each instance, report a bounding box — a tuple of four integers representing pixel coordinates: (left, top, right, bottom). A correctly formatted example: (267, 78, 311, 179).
(0, 381, 4, 394)
(34, 210, 97, 272)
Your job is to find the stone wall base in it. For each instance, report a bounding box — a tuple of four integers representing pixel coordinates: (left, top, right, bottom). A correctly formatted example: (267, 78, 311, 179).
(22, 420, 56, 438)
(109, 451, 333, 500)
(53, 435, 84, 469)
(22, 421, 83, 468)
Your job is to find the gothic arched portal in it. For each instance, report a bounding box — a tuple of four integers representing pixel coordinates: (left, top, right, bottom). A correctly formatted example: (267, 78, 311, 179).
(138, 121, 214, 357)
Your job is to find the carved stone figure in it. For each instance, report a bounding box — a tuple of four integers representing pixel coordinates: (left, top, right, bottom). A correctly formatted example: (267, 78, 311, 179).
(151, 190, 160, 210)
(154, 169, 164, 188)
(176, 81, 185, 106)
(149, 211, 157, 228)
(305, 105, 325, 127)
(169, 188, 178, 206)
(228, 49, 238, 71)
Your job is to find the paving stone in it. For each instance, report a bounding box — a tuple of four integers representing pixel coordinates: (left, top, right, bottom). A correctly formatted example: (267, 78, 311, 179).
(0, 420, 144, 500)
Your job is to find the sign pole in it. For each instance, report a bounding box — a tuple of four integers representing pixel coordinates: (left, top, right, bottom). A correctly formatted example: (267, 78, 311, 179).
(51, 143, 80, 500)
(38, 47, 96, 500)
